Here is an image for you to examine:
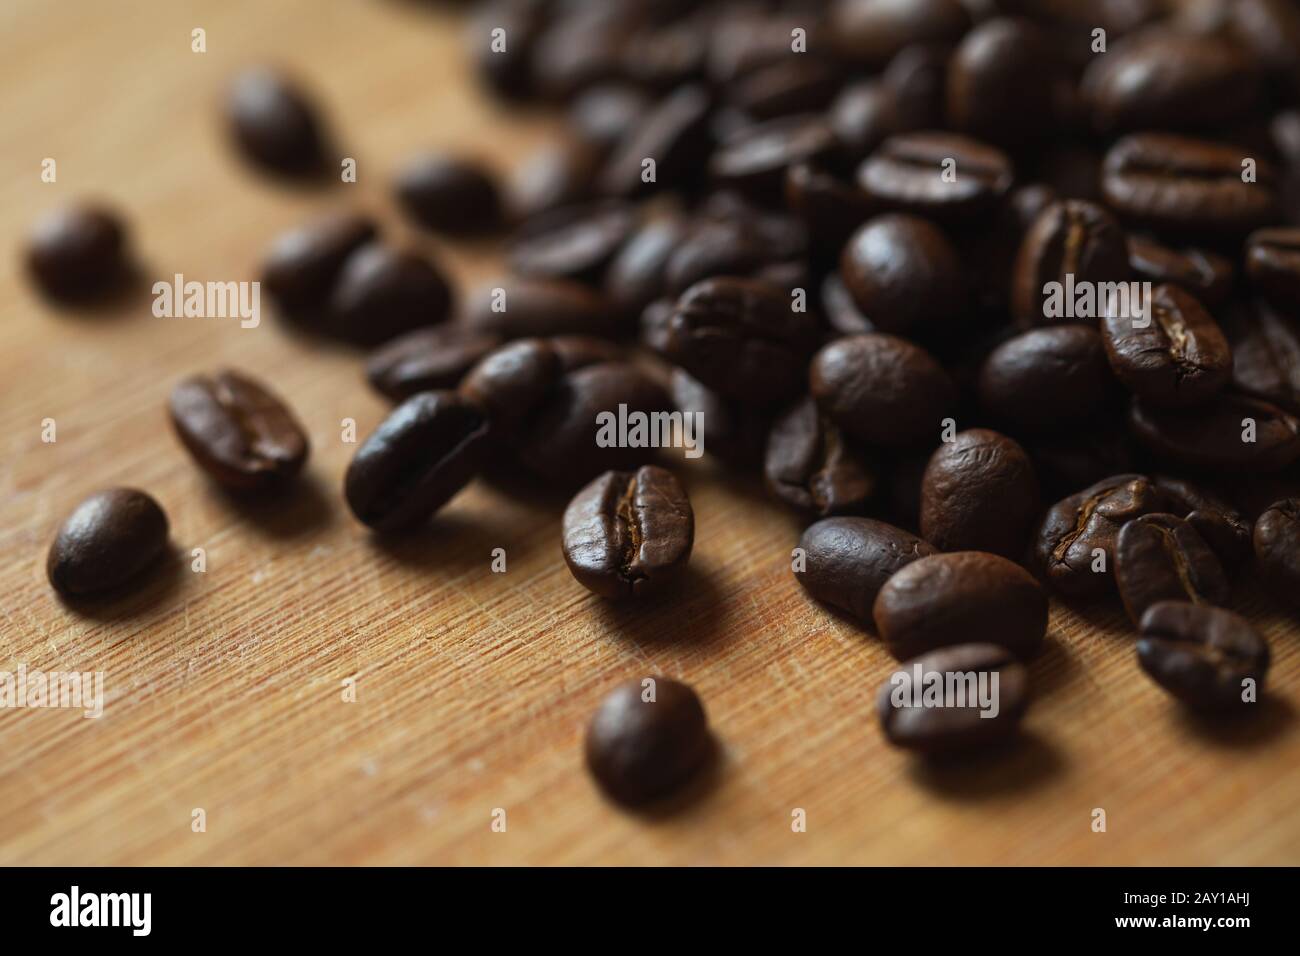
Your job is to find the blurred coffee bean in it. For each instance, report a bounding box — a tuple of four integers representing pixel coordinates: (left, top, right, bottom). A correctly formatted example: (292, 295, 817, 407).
(765, 397, 877, 517)
(830, 0, 971, 69)
(709, 114, 838, 200)
(600, 84, 713, 198)
(605, 215, 691, 314)
(858, 131, 1013, 222)
(785, 163, 881, 258)
(1253, 497, 1300, 608)
(366, 325, 504, 402)
(225, 67, 328, 175)
(395, 154, 503, 235)
(507, 201, 636, 283)
(947, 17, 1060, 147)
(820, 271, 875, 335)
(461, 276, 618, 340)
(1129, 391, 1300, 473)
(827, 81, 900, 164)
(569, 85, 652, 153)
(1224, 299, 1300, 414)
(329, 244, 453, 347)
(26, 204, 129, 301)
(1246, 228, 1300, 313)
(261, 211, 377, 316)
(669, 368, 768, 466)
(509, 140, 601, 220)
(1127, 235, 1233, 309)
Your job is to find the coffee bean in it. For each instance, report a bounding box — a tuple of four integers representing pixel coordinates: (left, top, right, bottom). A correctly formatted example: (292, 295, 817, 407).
(841, 213, 965, 339)
(562, 465, 694, 599)
(394, 154, 503, 235)
(785, 163, 881, 256)
(969, 182, 1060, 312)
(569, 85, 652, 153)
(669, 368, 767, 467)
(920, 429, 1040, 560)
(810, 333, 956, 447)
(1225, 299, 1300, 414)
(507, 201, 636, 283)
(599, 84, 713, 198)
(366, 325, 504, 402)
(1033, 473, 1168, 597)
(1100, 283, 1231, 408)
(977, 326, 1118, 434)
(882, 43, 950, 133)
(1154, 476, 1253, 567)
(726, 58, 841, 120)
(509, 141, 601, 220)
(820, 272, 875, 335)
(585, 676, 711, 806)
(706, 9, 813, 84)
(461, 276, 618, 340)
(1246, 228, 1300, 312)
(664, 214, 808, 296)
(765, 397, 877, 517)
(1254, 497, 1300, 607)
(1101, 133, 1279, 239)
(622, 17, 708, 91)
(1129, 391, 1300, 472)
(605, 215, 690, 314)
(947, 18, 1059, 147)
(876, 642, 1029, 753)
(1115, 514, 1231, 625)
(1082, 29, 1258, 135)
(1137, 602, 1270, 710)
(343, 391, 491, 532)
(262, 211, 378, 316)
(225, 67, 327, 174)
(1127, 235, 1233, 309)
(1230, 0, 1300, 101)
(468, 0, 546, 100)
(797, 516, 938, 625)
(709, 114, 838, 200)
(666, 277, 817, 406)
(1011, 200, 1131, 329)
(47, 489, 169, 596)
(831, 0, 971, 69)
(827, 81, 900, 163)
(26, 204, 129, 301)
(874, 551, 1048, 660)
(169, 370, 309, 492)
(329, 243, 453, 347)
(857, 131, 1013, 222)
(531, 8, 634, 100)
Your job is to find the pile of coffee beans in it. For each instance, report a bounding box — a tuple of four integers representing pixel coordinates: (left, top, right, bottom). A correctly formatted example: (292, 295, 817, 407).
(31, 0, 1300, 810)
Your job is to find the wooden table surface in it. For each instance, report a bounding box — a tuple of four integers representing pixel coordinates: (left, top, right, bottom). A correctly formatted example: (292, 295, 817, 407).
(1, 0, 1297, 866)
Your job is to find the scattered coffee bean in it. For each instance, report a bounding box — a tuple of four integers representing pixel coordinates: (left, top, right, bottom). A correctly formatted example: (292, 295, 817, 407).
(605, 215, 691, 314)
(1129, 391, 1300, 473)
(797, 516, 937, 626)
(1127, 235, 1233, 309)
(1137, 602, 1270, 710)
(585, 676, 711, 806)
(874, 551, 1048, 660)
(47, 489, 169, 597)
(468, 0, 546, 100)
(569, 84, 652, 153)
(1115, 514, 1231, 625)
(461, 276, 618, 340)
(726, 57, 840, 120)
(329, 243, 454, 347)
(785, 162, 881, 256)
(978, 326, 1119, 435)
(1253, 497, 1300, 608)
(831, 0, 971, 69)
(1011, 200, 1131, 329)
(877, 642, 1029, 753)
(562, 465, 694, 599)
(827, 80, 900, 163)
(664, 214, 808, 296)
(947, 17, 1059, 148)
(1224, 299, 1300, 414)
(507, 201, 636, 283)
(1246, 228, 1300, 313)
(169, 370, 309, 492)
(709, 114, 838, 200)
(343, 391, 491, 532)
(262, 211, 378, 316)
(857, 131, 1013, 221)
(394, 153, 503, 235)
(920, 429, 1040, 560)
(810, 333, 956, 447)
(599, 84, 713, 198)
(366, 325, 504, 402)
(509, 140, 601, 220)
(225, 67, 328, 174)
(765, 397, 876, 517)
(26, 204, 129, 301)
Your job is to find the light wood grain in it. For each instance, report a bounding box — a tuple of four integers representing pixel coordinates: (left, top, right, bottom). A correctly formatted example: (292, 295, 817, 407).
(1, 0, 1297, 866)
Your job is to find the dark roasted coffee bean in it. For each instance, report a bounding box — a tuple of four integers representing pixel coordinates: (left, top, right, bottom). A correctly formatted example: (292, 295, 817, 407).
(507, 201, 636, 284)
(621, 20, 707, 92)
(395, 154, 503, 235)
(468, 0, 546, 100)
(706, 10, 812, 84)
(797, 516, 937, 625)
(785, 163, 880, 256)
(47, 489, 169, 596)
(262, 211, 377, 315)
(1230, 0, 1300, 100)
(947, 18, 1059, 148)
(600, 84, 713, 198)
(841, 214, 964, 339)
(874, 551, 1048, 660)
(1153, 476, 1253, 567)
(1246, 228, 1300, 312)
(1137, 602, 1270, 710)
(858, 131, 1013, 222)
(765, 397, 876, 517)
(666, 277, 816, 406)
(1129, 391, 1300, 472)
(604, 215, 689, 313)
(1254, 498, 1300, 607)
(810, 333, 956, 447)
(343, 391, 491, 532)
(882, 43, 949, 132)
(1127, 235, 1233, 309)
(1102, 133, 1279, 239)
(225, 67, 327, 174)
(26, 204, 128, 301)
(169, 370, 309, 492)
(726, 59, 841, 120)
(664, 215, 808, 296)
(460, 276, 617, 340)
(569, 85, 652, 153)
(585, 676, 711, 806)
(329, 244, 453, 347)
(1115, 514, 1230, 625)
(877, 642, 1029, 753)
(531, 9, 634, 100)
(827, 81, 900, 164)
(1082, 29, 1258, 135)
(978, 326, 1118, 434)
(831, 0, 971, 69)
(1033, 473, 1168, 597)
(459, 337, 562, 435)
(509, 141, 601, 220)
(520, 362, 671, 485)
(1011, 200, 1131, 329)
(820, 272, 875, 335)
(709, 115, 838, 200)
(562, 465, 694, 599)
(1101, 283, 1231, 408)
(920, 429, 1040, 560)
(366, 325, 504, 402)
(669, 369, 767, 467)
(1225, 299, 1300, 414)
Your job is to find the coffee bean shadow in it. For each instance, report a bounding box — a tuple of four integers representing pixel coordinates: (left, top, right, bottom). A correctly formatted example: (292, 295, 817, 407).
(1054, 591, 1131, 636)
(363, 502, 538, 572)
(812, 597, 877, 639)
(38, 261, 152, 319)
(605, 735, 724, 823)
(205, 470, 337, 539)
(478, 462, 584, 514)
(52, 544, 186, 622)
(906, 731, 1064, 800)
(1174, 694, 1295, 750)
(1027, 633, 1078, 698)
(587, 564, 730, 650)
